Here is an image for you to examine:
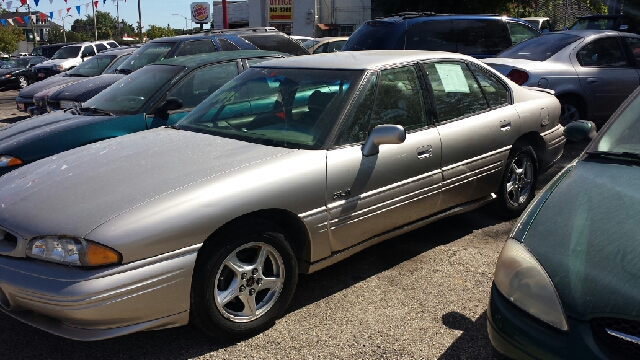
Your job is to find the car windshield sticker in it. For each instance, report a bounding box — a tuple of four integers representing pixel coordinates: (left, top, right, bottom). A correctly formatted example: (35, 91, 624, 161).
(435, 63, 469, 93)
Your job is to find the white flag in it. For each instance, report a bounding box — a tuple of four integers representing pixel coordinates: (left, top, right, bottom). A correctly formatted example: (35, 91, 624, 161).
(6, 1, 12, 10)
(85, 3, 89, 13)
(58, 9, 62, 18)
(7, 18, 14, 26)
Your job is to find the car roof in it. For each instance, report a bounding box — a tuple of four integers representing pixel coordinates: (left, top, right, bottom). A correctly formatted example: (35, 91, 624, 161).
(372, 13, 529, 23)
(252, 50, 475, 70)
(554, 29, 640, 38)
(151, 50, 286, 69)
(96, 46, 138, 56)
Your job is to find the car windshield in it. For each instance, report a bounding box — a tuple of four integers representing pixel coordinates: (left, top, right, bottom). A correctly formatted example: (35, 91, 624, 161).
(591, 90, 640, 156)
(497, 33, 580, 61)
(83, 64, 184, 115)
(52, 46, 81, 59)
(300, 39, 319, 49)
(176, 67, 362, 150)
(2, 58, 29, 68)
(570, 18, 616, 30)
(116, 42, 176, 73)
(66, 55, 116, 76)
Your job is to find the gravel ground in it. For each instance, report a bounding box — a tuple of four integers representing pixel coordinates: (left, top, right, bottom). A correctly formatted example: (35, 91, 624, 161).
(0, 93, 588, 360)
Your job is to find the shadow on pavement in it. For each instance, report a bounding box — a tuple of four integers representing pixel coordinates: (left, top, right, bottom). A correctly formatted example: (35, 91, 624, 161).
(440, 311, 491, 360)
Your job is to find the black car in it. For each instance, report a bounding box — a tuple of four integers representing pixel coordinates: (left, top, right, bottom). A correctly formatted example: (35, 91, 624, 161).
(342, 14, 541, 58)
(0, 56, 46, 90)
(116, 29, 308, 75)
(17, 47, 137, 115)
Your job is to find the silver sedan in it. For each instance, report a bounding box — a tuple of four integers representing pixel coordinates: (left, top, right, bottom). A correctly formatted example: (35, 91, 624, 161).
(0, 51, 565, 341)
(483, 30, 640, 125)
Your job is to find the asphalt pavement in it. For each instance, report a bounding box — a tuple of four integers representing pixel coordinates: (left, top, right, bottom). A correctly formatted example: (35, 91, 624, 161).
(0, 93, 588, 359)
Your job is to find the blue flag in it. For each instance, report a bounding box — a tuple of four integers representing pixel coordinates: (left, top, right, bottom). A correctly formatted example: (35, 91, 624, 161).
(50, 12, 54, 20)
(34, 0, 40, 6)
(76, 6, 81, 15)
(24, 16, 29, 25)
(0, 20, 6, 27)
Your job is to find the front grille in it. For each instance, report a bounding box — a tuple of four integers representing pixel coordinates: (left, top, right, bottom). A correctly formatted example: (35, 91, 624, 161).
(1, 230, 17, 245)
(47, 100, 60, 111)
(592, 317, 640, 359)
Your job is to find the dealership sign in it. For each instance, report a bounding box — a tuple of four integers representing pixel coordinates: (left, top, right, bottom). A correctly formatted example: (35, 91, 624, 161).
(269, 0, 292, 22)
(191, 2, 211, 24)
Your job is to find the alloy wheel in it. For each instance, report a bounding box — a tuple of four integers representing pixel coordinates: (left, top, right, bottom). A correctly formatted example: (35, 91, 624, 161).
(214, 242, 285, 323)
(18, 76, 28, 89)
(505, 153, 533, 207)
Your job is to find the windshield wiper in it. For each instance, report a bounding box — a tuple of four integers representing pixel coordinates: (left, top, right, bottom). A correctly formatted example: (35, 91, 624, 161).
(586, 150, 640, 162)
(79, 107, 115, 116)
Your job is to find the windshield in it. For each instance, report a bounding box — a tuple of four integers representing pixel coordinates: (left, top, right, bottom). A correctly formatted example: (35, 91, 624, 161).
(116, 42, 176, 73)
(66, 55, 116, 77)
(2, 58, 29, 68)
(498, 33, 580, 61)
(591, 90, 640, 155)
(176, 67, 362, 149)
(342, 21, 396, 50)
(300, 39, 319, 49)
(52, 46, 81, 59)
(83, 64, 184, 115)
(103, 53, 132, 74)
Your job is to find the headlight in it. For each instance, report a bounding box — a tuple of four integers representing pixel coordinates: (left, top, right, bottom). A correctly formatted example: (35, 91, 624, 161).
(60, 100, 81, 109)
(4, 74, 11, 78)
(27, 236, 121, 267)
(0, 155, 23, 167)
(54, 64, 64, 71)
(493, 238, 568, 331)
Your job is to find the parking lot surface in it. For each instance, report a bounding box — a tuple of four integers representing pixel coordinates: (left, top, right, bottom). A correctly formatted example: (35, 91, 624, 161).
(0, 94, 587, 359)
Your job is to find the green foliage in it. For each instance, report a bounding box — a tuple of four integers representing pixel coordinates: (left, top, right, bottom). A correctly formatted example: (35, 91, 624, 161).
(69, 10, 134, 41)
(146, 24, 173, 40)
(46, 22, 66, 44)
(0, 25, 24, 54)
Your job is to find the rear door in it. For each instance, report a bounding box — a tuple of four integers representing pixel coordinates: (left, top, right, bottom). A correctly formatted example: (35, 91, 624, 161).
(326, 65, 443, 252)
(573, 36, 640, 120)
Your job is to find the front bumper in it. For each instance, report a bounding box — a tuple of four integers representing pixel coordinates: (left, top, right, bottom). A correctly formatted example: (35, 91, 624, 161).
(15, 95, 34, 113)
(0, 244, 200, 341)
(488, 284, 611, 359)
(0, 77, 18, 89)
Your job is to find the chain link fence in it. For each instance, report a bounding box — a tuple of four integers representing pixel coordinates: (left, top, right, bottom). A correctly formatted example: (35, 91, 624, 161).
(528, 0, 606, 30)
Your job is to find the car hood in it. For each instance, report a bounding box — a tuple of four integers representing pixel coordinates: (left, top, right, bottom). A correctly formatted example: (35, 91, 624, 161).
(0, 110, 84, 146)
(37, 58, 73, 66)
(19, 75, 82, 98)
(0, 127, 296, 239)
(0, 67, 22, 75)
(522, 159, 640, 319)
(50, 74, 124, 102)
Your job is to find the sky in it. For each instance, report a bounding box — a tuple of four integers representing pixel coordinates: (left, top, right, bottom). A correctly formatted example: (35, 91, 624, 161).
(2, 0, 230, 33)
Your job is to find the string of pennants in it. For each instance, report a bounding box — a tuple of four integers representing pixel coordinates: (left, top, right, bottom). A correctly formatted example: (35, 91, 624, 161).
(0, 0, 127, 26)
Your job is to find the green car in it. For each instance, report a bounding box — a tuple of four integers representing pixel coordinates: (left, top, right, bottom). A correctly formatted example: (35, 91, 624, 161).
(0, 51, 286, 177)
(489, 88, 640, 359)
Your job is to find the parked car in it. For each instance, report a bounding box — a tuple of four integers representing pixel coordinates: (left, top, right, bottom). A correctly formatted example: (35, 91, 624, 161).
(0, 56, 46, 89)
(489, 87, 640, 360)
(301, 37, 349, 54)
(30, 42, 78, 59)
(521, 17, 552, 32)
(32, 41, 119, 80)
(569, 14, 639, 34)
(23, 46, 139, 116)
(0, 50, 286, 177)
(483, 30, 640, 125)
(16, 46, 137, 114)
(0, 51, 565, 341)
(342, 14, 541, 58)
(35, 74, 124, 114)
(116, 29, 308, 75)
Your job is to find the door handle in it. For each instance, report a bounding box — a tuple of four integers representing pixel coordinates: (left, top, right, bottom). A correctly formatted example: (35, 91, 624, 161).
(587, 78, 599, 84)
(417, 145, 433, 159)
(500, 121, 511, 131)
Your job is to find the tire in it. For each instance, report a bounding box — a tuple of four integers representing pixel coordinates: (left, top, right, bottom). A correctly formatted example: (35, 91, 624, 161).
(190, 219, 298, 339)
(496, 146, 537, 218)
(18, 76, 28, 89)
(559, 97, 584, 126)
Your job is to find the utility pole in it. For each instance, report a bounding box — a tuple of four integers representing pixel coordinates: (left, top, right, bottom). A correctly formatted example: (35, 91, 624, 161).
(138, 0, 142, 43)
(222, 0, 228, 29)
(116, 0, 120, 38)
(92, 1, 97, 41)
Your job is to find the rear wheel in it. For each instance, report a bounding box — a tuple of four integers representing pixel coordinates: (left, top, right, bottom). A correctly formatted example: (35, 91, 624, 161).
(18, 76, 28, 89)
(496, 146, 537, 217)
(190, 219, 298, 339)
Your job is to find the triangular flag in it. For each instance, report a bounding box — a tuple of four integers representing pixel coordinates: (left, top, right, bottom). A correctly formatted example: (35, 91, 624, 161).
(19, 0, 26, 5)
(0, 20, 6, 27)
(6, 19, 13, 26)
(6, 1, 11, 9)
(33, 0, 39, 6)
(76, 5, 80, 15)
(49, 0, 53, 3)
(49, 12, 53, 20)
(58, 9, 62, 18)
(94, 1, 98, 8)
(23, 16, 29, 25)
(30, 15, 36, 23)
(15, 17, 24, 25)
(66, 7, 71, 13)
(103, 0, 106, 4)
(40, 13, 46, 22)
(64, 0, 68, 3)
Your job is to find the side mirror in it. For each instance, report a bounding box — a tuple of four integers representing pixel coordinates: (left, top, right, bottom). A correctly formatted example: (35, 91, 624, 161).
(563, 120, 597, 142)
(362, 124, 406, 157)
(151, 97, 183, 117)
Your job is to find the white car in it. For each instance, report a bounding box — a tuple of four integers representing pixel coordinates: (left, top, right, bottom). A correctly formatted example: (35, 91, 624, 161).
(32, 41, 118, 80)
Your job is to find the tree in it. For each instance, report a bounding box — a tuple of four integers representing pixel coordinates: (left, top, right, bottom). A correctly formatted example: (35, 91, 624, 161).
(146, 24, 173, 39)
(0, 25, 25, 54)
(69, 11, 135, 41)
(46, 22, 66, 44)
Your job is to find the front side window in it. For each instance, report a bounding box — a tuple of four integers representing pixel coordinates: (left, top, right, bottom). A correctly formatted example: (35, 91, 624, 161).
(81, 46, 96, 57)
(67, 55, 117, 76)
(174, 40, 217, 57)
(52, 46, 81, 59)
(577, 37, 628, 67)
(337, 73, 378, 146)
(593, 90, 640, 154)
(118, 42, 176, 73)
(83, 64, 185, 115)
(176, 67, 363, 149)
(165, 62, 239, 110)
(623, 37, 640, 67)
(95, 43, 108, 52)
(422, 61, 488, 122)
(370, 66, 426, 131)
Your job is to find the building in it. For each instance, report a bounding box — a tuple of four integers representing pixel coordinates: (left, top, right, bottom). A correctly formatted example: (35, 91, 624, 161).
(0, 11, 51, 55)
(212, 0, 371, 37)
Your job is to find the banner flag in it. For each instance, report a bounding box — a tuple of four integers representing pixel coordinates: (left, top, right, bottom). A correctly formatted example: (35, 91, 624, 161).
(76, 5, 80, 15)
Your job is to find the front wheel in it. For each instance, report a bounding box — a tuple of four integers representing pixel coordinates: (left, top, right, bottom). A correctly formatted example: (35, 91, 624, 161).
(18, 76, 28, 89)
(190, 219, 298, 339)
(496, 146, 537, 218)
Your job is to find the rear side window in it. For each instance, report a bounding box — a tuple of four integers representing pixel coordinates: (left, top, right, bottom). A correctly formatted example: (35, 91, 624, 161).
(107, 42, 119, 48)
(454, 20, 512, 56)
(174, 40, 217, 57)
(577, 37, 628, 67)
(95, 43, 108, 52)
(217, 38, 241, 51)
(240, 34, 308, 56)
(507, 21, 540, 45)
(395, 20, 456, 52)
(81, 46, 96, 57)
(468, 63, 510, 108)
(422, 61, 488, 122)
